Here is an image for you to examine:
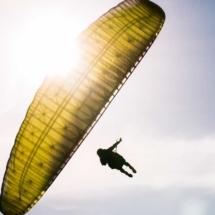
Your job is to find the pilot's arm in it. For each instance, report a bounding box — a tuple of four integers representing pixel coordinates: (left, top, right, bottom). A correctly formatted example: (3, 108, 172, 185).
(107, 138, 122, 151)
(100, 158, 107, 165)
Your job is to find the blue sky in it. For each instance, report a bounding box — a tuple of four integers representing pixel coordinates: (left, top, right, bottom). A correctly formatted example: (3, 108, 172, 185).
(0, 0, 215, 214)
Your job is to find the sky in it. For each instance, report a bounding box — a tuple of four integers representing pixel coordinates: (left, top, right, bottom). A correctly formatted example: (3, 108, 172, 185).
(0, 0, 215, 214)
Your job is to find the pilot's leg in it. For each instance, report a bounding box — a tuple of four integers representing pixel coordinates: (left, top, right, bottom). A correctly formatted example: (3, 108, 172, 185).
(124, 162, 136, 173)
(120, 168, 133, 177)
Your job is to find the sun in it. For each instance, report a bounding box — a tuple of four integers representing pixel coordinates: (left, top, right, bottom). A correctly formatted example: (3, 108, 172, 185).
(13, 8, 84, 89)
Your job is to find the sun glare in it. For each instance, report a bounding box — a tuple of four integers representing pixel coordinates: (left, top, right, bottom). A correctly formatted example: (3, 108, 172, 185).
(13, 9, 83, 89)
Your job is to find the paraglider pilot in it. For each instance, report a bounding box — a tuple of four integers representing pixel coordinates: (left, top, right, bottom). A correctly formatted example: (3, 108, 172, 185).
(97, 138, 136, 177)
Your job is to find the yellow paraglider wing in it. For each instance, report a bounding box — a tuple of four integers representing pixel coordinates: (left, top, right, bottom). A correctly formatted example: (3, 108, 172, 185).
(0, 0, 165, 214)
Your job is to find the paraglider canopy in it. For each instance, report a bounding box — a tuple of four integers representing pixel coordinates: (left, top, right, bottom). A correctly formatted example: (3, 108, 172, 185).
(0, 0, 165, 214)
